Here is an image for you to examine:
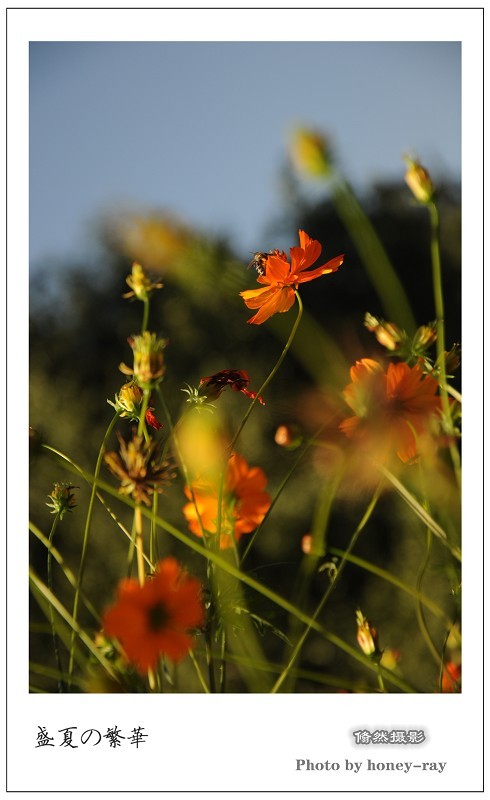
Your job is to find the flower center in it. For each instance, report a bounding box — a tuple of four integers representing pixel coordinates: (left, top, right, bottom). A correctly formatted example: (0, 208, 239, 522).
(147, 601, 169, 632)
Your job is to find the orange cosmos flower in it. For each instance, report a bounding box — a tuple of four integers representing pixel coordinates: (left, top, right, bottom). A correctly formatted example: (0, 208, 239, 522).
(183, 453, 271, 549)
(103, 557, 204, 673)
(339, 358, 442, 463)
(240, 230, 344, 324)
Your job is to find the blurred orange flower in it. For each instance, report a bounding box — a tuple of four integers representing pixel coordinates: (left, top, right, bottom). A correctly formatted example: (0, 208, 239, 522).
(103, 557, 204, 673)
(183, 453, 271, 549)
(441, 661, 461, 693)
(240, 230, 344, 324)
(339, 358, 441, 463)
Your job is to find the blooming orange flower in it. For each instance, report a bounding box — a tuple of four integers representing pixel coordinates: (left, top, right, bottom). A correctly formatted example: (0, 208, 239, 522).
(182, 453, 271, 549)
(103, 557, 204, 673)
(240, 230, 344, 324)
(339, 358, 442, 463)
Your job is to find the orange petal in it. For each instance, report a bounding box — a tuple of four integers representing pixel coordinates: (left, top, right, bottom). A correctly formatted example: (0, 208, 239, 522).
(246, 287, 295, 324)
(296, 254, 344, 283)
(265, 254, 291, 282)
(240, 285, 276, 308)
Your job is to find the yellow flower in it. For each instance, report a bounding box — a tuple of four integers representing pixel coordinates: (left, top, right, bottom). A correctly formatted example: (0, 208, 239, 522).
(356, 608, 381, 659)
(404, 156, 435, 204)
(123, 261, 163, 302)
(290, 128, 332, 178)
(119, 331, 167, 389)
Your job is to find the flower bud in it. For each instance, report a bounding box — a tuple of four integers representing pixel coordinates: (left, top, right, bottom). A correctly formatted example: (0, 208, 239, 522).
(108, 381, 144, 419)
(364, 312, 404, 351)
(46, 482, 77, 520)
(404, 156, 435, 204)
(274, 423, 303, 449)
(413, 322, 437, 352)
(442, 344, 461, 375)
(290, 128, 332, 178)
(356, 608, 381, 660)
(119, 331, 167, 389)
(123, 261, 163, 302)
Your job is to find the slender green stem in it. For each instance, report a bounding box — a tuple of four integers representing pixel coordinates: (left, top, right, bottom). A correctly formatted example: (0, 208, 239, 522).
(271, 480, 383, 693)
(378, 464, 461, 561)
(141, 298, 150, 334)
(230, 292, 303, 452)
(29, 521, 101, 624)
(47, 515, 64, 692)
(188, 649, 210, 693)
(68, 412, 119, 687)
(415, 528, 442, 669)
(219, 629, 227, 693)
(428, 201, 461, 488)
(329, 547, 455, 631)
(332, 174, 416, 334)
(137, 389, 150, 438)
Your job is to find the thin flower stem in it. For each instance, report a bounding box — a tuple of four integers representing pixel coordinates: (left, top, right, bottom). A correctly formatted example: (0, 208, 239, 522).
(188, 649, 210, 693)
(271, 480, 383, 693)
(205, 627, 217, 693)
(377, 667, 386, 693)
(329, 546, 455, 631)
(230, 291, 304, 452)
(428, 201, 461, 488)
(68, 411, 119, 688)
(47, 514, 64, 692)
(240, 425, 330, 566)
(29, 521, 101, 624)
(150, 493, 160, 566)
(415, 528, 443, 669)
(332, 174, 416, 334)
(156, 388, 207, 542)
(135, 505, 145, 587)
(378, 464, 461, 561)
(141, 298, 150, 334)
(137, 389, 150, 438)
(219, 629, 227, 693)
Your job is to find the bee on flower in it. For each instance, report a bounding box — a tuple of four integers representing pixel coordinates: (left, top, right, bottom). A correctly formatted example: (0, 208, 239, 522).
(240, 230, 344, 325)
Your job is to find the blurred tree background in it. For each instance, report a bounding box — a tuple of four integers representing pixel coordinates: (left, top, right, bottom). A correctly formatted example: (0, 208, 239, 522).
(29, 167, 461, 693)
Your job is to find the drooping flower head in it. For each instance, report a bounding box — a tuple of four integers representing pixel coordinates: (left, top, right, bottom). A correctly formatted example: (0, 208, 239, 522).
(339, 358, 442, 463)
(198, 369, 265, 405)
(240, 230, 344, 324)
(104, 431, 173, 506)
(107, 381, 163, 430)
(103, 557, 204, 673)
(183, 453, 271, 549)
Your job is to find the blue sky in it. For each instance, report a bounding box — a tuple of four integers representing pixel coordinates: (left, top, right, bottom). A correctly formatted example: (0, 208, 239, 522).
(29, 41, 461, 268)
